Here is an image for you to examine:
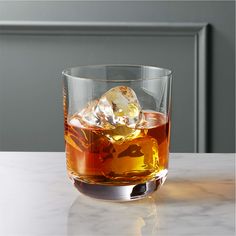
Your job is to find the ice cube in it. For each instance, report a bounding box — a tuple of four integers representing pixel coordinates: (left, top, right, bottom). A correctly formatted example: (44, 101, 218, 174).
(102, 136, 159, 176)
(95, 86, 144, 128)
(78, 86, 145, 130)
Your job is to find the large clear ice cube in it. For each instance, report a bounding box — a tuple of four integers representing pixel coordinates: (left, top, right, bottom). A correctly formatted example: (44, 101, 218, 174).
(95, 86, 143, 128)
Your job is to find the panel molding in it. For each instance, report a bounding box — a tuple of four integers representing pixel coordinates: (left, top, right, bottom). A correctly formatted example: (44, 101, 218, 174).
(0, 21, 209, 152)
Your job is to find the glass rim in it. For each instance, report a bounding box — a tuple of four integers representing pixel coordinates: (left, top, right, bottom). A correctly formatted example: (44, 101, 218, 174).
(62, 64, 172, 82)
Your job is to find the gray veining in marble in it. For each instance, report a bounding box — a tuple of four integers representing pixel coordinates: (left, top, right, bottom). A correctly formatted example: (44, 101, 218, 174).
(0, 153, 235, 236)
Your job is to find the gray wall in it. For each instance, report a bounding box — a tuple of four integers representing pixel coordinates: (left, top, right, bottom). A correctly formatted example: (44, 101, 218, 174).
(0, 1, 235, 153)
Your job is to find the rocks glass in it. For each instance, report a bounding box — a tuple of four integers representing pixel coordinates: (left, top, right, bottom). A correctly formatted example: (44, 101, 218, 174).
(63, 65, 172, 201)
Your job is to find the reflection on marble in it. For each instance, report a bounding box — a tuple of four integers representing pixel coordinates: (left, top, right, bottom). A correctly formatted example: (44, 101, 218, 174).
(68, 195, 158, 236)
(67, 177, 235, 236)
(154, 179, 235, 236)
(67, 154, 235, 236)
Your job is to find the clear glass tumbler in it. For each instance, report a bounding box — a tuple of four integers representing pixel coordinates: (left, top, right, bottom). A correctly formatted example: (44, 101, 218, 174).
(63, 65, 172, 201)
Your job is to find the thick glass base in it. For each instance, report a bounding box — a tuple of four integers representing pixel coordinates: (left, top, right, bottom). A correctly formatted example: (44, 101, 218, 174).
(71, 170, 168, 201)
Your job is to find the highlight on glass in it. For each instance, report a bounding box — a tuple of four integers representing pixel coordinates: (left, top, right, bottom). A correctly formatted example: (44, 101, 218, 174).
(63, 65, 172, 201)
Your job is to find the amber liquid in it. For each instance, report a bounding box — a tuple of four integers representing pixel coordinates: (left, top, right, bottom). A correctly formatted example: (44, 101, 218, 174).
(65, 111, 170, 185)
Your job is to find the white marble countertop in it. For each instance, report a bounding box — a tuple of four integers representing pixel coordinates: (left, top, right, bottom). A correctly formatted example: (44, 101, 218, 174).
(0, 152, 234, 236)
